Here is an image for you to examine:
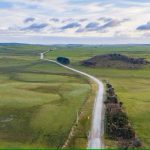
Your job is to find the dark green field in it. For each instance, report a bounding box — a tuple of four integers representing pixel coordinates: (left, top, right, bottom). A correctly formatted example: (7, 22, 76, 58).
(0, 44, 150, 148)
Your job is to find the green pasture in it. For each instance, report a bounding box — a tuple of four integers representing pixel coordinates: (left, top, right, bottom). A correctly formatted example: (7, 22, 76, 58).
(0, 47, 91, 148)
(0, 44, 150, 148)
(46, 45, 150, 147)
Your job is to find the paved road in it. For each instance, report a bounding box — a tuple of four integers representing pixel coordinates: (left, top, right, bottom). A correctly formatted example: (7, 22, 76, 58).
(44, 58, 104, 149)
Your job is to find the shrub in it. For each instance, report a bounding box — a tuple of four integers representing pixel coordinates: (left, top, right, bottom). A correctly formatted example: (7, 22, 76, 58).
(107, 95, 118, 103)
(132, 138, 142, 147)
(111, 112, 128, 127)
(106, 83, 112, 88)
(56, 57, 70, 65)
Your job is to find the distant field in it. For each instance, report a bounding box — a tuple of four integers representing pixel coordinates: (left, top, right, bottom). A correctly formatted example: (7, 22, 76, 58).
(47, 45, 150, 62)
(0, 44, 150, 148)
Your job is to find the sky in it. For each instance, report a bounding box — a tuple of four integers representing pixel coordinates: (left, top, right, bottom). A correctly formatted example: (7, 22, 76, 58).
(0, 0, 150, 44)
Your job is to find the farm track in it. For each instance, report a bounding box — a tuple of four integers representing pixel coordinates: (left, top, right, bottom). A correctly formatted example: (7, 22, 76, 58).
(44, 58, 104, 149)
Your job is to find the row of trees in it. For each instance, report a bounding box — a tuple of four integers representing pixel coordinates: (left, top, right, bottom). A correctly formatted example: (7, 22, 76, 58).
(105, 83, 142, 149)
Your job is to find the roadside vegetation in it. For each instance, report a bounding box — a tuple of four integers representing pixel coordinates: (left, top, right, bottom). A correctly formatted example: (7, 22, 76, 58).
(105, 83, 141, 149)
(57, 57, 70, 65)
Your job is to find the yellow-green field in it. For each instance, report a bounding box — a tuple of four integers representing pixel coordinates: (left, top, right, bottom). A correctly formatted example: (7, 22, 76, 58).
(0, 44, 150, 148)
(0, 48, 91, 148)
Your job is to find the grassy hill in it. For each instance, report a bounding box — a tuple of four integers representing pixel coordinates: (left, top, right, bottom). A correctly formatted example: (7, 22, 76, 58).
(81, 53, 149, 69)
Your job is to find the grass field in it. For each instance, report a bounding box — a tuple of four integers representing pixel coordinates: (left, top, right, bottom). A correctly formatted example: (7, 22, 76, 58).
(0, 46, 91, 148)
(0, 44, 150, 148)
(46, 45, 150, 148)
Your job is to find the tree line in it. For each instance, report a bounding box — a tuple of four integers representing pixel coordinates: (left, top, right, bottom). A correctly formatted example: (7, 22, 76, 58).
(104, 82, 142, 149)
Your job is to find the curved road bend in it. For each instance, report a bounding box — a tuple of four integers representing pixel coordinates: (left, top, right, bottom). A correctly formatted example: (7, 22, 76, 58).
(44, 58, 104, 149)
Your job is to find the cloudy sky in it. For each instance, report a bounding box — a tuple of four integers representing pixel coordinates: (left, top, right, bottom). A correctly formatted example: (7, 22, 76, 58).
(0, 0, 150, 44)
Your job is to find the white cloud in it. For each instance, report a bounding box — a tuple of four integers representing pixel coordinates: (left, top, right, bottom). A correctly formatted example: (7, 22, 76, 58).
(0, 0, 150, 43)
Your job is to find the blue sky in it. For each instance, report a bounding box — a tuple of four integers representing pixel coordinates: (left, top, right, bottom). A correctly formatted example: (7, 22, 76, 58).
(0, 0, 150, 44)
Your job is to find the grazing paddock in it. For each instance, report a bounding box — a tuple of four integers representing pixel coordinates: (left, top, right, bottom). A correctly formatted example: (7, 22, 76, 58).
(0, 46, 91, 148)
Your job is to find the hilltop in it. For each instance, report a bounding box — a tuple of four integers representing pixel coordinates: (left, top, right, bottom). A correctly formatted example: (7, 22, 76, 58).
(81, 53, 149, 69)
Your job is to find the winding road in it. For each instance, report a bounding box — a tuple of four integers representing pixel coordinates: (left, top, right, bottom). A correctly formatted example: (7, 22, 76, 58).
(43, 56, 104, 149)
